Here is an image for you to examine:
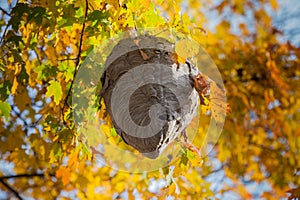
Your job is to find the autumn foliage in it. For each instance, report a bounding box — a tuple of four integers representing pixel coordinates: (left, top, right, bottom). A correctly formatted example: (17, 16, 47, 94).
(0, 0, 299, 199)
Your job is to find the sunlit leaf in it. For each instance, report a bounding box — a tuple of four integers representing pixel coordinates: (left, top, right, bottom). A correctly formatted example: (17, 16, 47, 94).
(0, 102, 11, 121)
(45, 80, 63, 105)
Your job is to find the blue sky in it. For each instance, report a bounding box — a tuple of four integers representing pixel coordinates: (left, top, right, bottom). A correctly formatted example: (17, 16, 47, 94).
(201, 0, 300, 46)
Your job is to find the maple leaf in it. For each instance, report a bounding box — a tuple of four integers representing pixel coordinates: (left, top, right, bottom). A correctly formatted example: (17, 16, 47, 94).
(45, 80, 63, 105)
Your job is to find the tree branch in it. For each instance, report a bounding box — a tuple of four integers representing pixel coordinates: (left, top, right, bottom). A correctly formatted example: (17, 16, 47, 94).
(0, 173, 55, 200)
(0, 0, 19, 46)
(11, 104, 29, 135)
(33, 48, 42, 65)
(74, 0, 89, 68)
(62, 0, 89, 126)
(0, 6, 10, 16)
(28, 115, 44, 128)
(0, 21, 10, 46)
(0, 173, 54, 180)
(57, 58, 77, 62)
(0, 179, 23, 200)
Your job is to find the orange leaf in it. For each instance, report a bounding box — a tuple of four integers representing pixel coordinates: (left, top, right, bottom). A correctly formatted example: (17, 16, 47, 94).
(56, 166, 71, 185)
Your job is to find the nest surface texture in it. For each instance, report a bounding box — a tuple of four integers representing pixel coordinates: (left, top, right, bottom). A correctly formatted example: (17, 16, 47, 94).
(100, 35, 199, 159)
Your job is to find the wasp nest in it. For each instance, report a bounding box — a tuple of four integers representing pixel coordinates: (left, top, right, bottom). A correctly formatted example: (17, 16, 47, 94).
(99, 35, 199, 159)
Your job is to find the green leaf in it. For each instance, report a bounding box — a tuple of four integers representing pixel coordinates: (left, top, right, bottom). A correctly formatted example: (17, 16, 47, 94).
(180, 152, 189, 166)
(8, 3, 29, 31)
(75, 7, 84, 18)
(6, 34, 23, 45)
(87, 10, 109, 25)
(186, 149, 195, 160)
(17, 65, 29, 84)
(162, 166, 170, 175)
(51, 142, 63, 162)
(0, 102, 11, 121)
(27, 6, 47, 26)
(110, 128, 117, 136)
(58, 129, 73, 143)
(80, 142, 91, 160)
(58, 4, 76, 28)
(58, 62, 75, 82)
(45, 80, 63, 105)
(34, 64, 57, 81)
(0, 80, 12, 101)
(30, 33, 38, 48)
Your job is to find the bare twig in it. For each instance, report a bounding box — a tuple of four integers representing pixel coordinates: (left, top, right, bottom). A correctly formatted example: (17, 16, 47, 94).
(28, 115, 44, 128)
(11, 104, 43, 131)
(33, 48, 42, 65)
(0, 21, 10, 45)
(0, 0, 19, 45)
(11, 105, 29, 135)
(0, 6, 10, 16)
(0, 179, 23, 200)
(74, 1, 89, 68)
(0, 173, 54, 180)
(57, 58, 77, 62)
(0, 173, 55, 200)
(62, 0, 89, 126)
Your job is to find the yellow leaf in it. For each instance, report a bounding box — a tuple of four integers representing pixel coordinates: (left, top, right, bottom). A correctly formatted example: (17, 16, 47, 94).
(140, 0, 150, 9)
(168, 184, 176, 195)
(115, 182, 125, 193)
(173, 0, 181, 14)
(14, 86, 31, 110)
(68, 152, 78, 167)
(45, 80, 63, 105)
(210, 81, 227, 123)
(11, 77, 18, 95)
(270, 0, 278, 10)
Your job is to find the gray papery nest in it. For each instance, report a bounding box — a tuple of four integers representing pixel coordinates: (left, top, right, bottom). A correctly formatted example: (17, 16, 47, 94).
(99, 35, 199, 159)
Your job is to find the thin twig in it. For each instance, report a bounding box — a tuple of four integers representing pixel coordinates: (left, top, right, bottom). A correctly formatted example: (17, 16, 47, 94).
(11, 104, 28, 130)
(57, 58, 77, 62)
(0, 179, 23, 200)
(11, 101, 43, 129)
(0, 0, 19, 45)
(0, 7, 10, 16)
(0, 173, 55, 199)
(28, 115, 44, 128)
(0, 173, 54, 180)
(62, 0, 89, 126)
(0, 22, 10, 45)
(74, 1, 88, 68)
(33, 48, 42, 65)
(202, 164, 227, 178)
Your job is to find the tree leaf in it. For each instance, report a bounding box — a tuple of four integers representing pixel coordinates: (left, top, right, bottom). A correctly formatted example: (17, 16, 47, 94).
(45, 80, 63, 105)
(0, 102, 11, 121)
